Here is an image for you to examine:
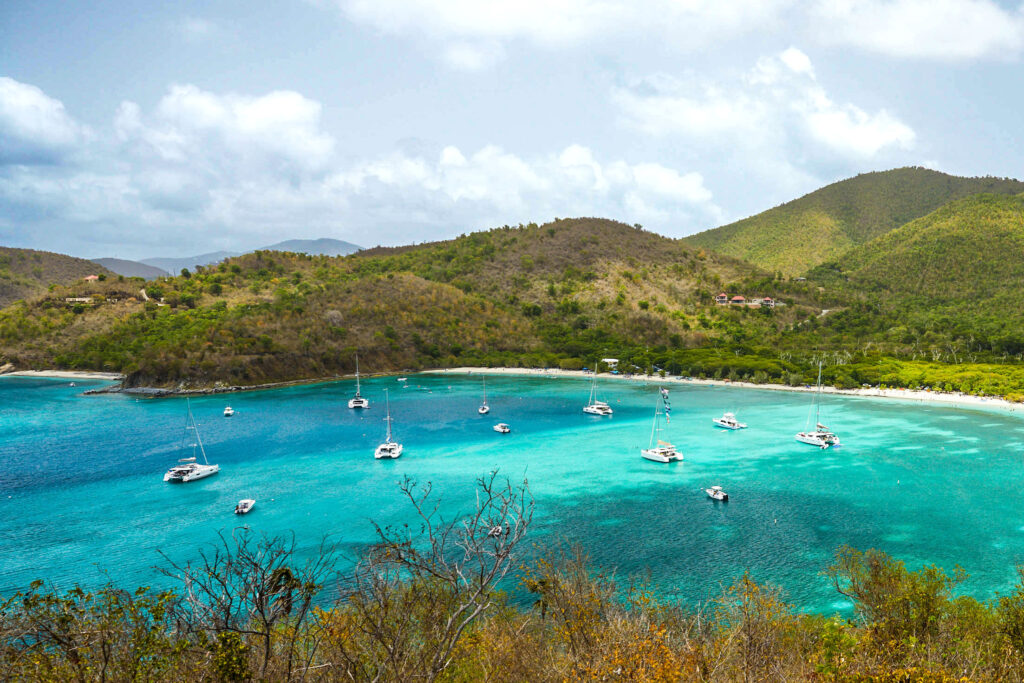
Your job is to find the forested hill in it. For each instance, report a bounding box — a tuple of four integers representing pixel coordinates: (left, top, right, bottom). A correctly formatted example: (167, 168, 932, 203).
(0, 247, 112, 307)
(685, 168, 1024, 276)
(1, 219, 806, 387)
(811, 193, 1024, 306)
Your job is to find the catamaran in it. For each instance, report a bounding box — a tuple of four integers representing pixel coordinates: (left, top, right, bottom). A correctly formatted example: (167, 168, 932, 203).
(796, 362, 841, 448)
(641, 387, 682, 462)
(164, 400, 220, 482)
(374, 389, 402, 459)
(348, 352, 369, 409)
(478, 376, 490, 414)
(583, 365, 613, 415)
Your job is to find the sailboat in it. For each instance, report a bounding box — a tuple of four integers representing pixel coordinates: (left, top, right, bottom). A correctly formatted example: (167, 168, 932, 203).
(374, 389, 403, 459)
(164, 399, 220, 482)
(641, 387, 682, 462)
(583, 364, 613, 415)
(478, 376, 490, 415)
(348, 352, 369, 409)
(796, 362, 841, 448)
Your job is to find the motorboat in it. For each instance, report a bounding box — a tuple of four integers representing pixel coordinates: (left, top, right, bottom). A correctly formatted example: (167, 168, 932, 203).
(493, 423, 510, 433)
(705, 485, 729, 501)
(164, 400, 220, 482)
(640, 388, 682, 462)
(374, 389, 403, 459)
(478, 376, 490, 414)
(796, 362, 841, 448)
(223, 406, 235, 417)
(583, 364, 613, 415)
(712, 412, 746, 429)
(234, 499, 256, 514)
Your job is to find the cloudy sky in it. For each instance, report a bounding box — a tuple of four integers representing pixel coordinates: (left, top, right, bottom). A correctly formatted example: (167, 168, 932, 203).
(2, 1, 1022, 259)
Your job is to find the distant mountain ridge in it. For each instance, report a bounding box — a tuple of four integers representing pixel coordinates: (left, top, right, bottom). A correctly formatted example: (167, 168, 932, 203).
(92, 258, 168, 280)
(133, 238, 363, 276)
(685, 167, 1024, 276)
(140, 251, 239, 275)
(261, 238, 361, 256)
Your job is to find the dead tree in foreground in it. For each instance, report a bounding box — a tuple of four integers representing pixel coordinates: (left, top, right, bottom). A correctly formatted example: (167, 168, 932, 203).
(334, 471, 533, 682)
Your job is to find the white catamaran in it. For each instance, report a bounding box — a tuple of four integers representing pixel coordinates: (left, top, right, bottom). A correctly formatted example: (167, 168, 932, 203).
(164, 400, 220, 482)
(348, 352, 369, 409)
(796, 362, 841, 449)
(478, 376, 490, 415)
(641, 387, 682, 462)
(374, 389, 403, 459)
(583, 365, 613, 416)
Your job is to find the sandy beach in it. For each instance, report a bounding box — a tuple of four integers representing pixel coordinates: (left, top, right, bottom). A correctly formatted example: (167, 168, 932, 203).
(427, 366, 1024, 413)
(0, 370, 125, 381)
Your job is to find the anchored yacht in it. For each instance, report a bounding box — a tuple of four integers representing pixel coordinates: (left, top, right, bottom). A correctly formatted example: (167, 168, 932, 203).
(374, 389, 403, 459)
(164, 400, 220, 482)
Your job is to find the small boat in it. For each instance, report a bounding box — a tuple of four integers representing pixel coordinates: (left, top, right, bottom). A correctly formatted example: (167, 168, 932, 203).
(583, 364, 613, 416)
(796, 362, 841, 449)
(223, 406, 235, 417)
(493, 423, 510, 433)
(397, 377, 407, 382)
(69, 382, 76, 387)
(712, 412, 746, 429)
(348, 352, 369, 409)
(164, 400, 220, 482)
(374, 389, 403, 459)
(705, 485, 729, 501)
(234, 499, 255, 514)
(478, 376, 490, 415)
(641, 388, 682, 462)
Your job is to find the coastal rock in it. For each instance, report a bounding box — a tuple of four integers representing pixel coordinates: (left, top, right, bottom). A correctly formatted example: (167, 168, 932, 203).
(0, 363, 14, 374)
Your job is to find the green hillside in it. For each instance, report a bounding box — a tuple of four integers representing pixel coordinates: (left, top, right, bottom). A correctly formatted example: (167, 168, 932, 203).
(0, 247, 113, 307)
(814, 193, 1024, 303)
(1, 219, 815, 387)
(685, 167, 1024, 276)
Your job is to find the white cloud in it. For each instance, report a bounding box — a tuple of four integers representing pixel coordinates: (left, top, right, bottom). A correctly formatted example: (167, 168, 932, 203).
(0, 80, 722, 256)
(812, 0, 1024, 60)
(337, 0, 792, 68)
(176, 17, 218, 42)
(614, 48, 915, 160)
(0, 77, 88, 165)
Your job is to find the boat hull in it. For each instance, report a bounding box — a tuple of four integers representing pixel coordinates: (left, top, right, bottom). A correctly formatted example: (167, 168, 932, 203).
(712, 419, 746, 429)
(705, 489, 729, 501)
(164, 464, 220, 482)
(583, 405, 612, 415)
(478, 406, 490, 415)
(348, 398, 369, 409)
(374, 443, 403, 459)
(641, 447, 682, 463)
(795, 432, 841, 448)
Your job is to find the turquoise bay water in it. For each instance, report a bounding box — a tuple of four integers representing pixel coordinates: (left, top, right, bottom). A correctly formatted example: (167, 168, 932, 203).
(2, 372, 1024, 612)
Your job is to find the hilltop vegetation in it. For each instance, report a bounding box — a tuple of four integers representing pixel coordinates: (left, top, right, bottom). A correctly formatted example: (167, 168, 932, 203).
(0, 247, 111, 308)
(1, 219, 821, 387)
(686, 168, 1024, 276)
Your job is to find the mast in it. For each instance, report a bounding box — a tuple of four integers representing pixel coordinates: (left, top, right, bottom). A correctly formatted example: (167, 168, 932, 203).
(648, 394, 660, 448)
(815, 361, 823, 427)
(187, 398, 209, 465)
(482, 376, 487, 405)
(355, 352, 361, 397)
(383, 389, 393, 442)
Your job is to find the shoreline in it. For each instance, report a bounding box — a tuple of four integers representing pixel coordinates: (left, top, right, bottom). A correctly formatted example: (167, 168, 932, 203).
(3, 365, 1021, 413)
(426, 366, 1024, 413)
(0, 369, 126, 381)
